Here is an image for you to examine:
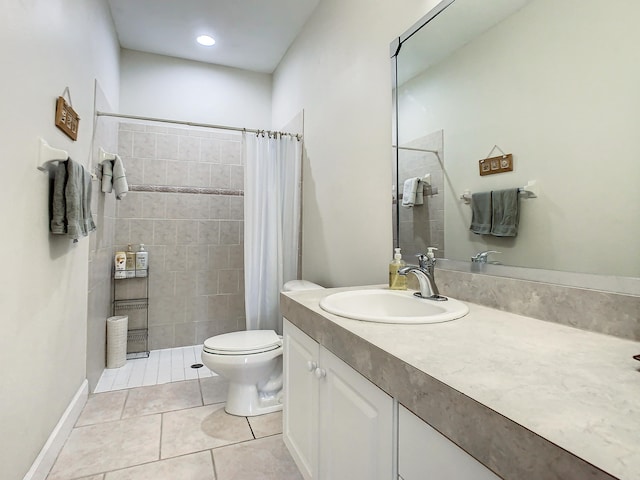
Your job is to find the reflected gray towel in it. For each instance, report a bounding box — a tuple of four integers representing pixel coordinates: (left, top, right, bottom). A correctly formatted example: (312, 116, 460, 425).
(491, 188, 520, 237)
(470, 191, 492, 234)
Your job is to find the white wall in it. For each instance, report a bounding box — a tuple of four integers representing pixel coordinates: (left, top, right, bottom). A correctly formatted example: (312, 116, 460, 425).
(120, 49, 273, 130)
(272, 0, 442, 287)
(398, 0, 640, 276)
(0, 1, 120, 478)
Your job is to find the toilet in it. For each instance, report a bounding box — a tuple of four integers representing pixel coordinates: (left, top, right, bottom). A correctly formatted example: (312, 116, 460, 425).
(201, 279, 323, 416)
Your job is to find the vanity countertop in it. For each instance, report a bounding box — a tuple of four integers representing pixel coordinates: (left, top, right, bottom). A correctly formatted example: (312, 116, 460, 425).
(281, 285, 640, 480)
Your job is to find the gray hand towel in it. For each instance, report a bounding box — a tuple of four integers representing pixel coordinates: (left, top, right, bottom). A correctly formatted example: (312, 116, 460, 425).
(470, 191, 492, 234)
(50, 161, 68, 234)
(65, 158, 85, 240)
(491, 188, 520, 237)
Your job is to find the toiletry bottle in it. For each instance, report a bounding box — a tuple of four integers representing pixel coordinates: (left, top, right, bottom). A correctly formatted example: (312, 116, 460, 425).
(135, 244, 149, 278)
(389, 247, 407, 290)
(114, 251, 127, 279)
(125, 244, 136, 278)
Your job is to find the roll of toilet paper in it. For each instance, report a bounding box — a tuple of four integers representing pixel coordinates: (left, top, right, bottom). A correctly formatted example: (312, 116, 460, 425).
(106, 315, 128, 369)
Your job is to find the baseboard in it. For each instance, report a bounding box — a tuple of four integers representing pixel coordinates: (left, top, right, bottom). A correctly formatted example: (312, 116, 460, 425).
(23, 379, 89, 480)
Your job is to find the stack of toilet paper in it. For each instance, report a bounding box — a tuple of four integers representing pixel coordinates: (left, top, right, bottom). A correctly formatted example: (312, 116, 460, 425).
(106, 315, 128, 368)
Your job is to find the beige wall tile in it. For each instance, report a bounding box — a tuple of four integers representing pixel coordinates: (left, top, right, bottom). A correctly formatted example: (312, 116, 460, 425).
(133, 131, 156, 158)
(156, 134, 179, 160)
(143, 158, 167, 185)
(178, 136, 201, 162)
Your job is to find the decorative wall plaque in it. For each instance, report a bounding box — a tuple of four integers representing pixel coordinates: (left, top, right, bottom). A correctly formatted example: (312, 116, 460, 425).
(54, 88, 80, 141)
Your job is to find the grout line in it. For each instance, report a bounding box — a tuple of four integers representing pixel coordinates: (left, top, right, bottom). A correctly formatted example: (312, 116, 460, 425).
(210, 448, 218, 479)
(246, 416, 256, 440)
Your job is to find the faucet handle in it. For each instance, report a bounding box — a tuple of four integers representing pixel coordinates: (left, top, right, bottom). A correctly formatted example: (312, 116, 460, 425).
(416, 253, 429, 268)
(471, 250, 501, 263)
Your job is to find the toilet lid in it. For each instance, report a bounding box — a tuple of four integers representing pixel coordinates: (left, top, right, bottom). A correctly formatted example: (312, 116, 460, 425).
(203, 330, 282, 355)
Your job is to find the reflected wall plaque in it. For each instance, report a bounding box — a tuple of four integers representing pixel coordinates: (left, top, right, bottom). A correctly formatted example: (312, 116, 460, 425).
(479, 154, 513, 176)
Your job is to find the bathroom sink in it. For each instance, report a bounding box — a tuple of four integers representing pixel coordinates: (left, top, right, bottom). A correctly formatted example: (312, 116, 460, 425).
(319, 289, 469, 324)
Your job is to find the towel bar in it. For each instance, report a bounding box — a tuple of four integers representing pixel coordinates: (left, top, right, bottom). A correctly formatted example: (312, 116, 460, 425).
(37, 137, 98, 180)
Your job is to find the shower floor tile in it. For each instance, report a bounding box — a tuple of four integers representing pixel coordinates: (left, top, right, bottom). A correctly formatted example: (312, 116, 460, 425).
(95, 345, 214, 393)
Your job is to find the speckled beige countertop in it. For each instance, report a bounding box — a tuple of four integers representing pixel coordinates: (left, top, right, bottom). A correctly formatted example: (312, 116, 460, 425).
(281, 285, 640, 480)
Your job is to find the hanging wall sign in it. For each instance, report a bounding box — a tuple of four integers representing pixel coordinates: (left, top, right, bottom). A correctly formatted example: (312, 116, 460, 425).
(54, 87, 80, 141)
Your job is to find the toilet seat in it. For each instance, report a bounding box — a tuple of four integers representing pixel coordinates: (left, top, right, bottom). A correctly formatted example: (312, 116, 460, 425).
(203, 330, 282, 355)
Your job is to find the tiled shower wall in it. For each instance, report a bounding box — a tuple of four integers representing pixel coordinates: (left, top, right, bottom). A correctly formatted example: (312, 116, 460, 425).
(395, 129, 445, 259)
(115, 122, 245, 349)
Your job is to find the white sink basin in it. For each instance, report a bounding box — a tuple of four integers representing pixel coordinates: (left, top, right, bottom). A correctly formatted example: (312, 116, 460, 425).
(319, 289, 469, 324)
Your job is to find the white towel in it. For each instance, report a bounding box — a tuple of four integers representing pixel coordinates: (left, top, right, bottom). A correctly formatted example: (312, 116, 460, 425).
(99, 155, 128, 199)
(100, 159, 113, 193)
(112, 155, 129, 200)
(402, 177, 422, 207)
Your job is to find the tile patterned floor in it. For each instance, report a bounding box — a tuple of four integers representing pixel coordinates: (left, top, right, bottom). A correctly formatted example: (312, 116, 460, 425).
(47, 376, 301, 480)
(95, 345, 213, 393)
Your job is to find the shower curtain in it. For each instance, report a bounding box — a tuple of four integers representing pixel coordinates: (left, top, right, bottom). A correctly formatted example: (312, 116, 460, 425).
(243, 132, 302, 334)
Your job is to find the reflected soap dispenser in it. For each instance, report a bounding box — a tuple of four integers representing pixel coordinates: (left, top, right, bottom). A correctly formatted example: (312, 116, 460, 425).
(389, 247, 407, 290)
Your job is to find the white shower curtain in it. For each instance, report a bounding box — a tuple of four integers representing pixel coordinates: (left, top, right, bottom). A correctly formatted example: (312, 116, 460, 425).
(243, 132, 302, 334)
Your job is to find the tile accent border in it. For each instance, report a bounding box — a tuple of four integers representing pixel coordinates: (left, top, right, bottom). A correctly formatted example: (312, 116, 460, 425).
(130, 184, 243, 196)
(436, 268, 640, 341)
(24, 380, 88, 480)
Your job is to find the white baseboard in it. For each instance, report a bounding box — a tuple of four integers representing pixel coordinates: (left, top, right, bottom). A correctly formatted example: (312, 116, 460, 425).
(23, 379, 89, 480)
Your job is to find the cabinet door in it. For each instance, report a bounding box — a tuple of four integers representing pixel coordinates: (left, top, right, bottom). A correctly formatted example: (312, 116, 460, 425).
(318, 348, 393, 480)
(399, 405, 500, 480)
(283, 320, 320, 480)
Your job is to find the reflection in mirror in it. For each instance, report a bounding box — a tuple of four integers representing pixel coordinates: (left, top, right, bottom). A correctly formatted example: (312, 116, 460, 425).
(392, 0, 640, 282)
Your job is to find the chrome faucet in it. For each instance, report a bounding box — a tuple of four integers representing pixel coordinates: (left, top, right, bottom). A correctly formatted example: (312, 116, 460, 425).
(471, 250, 501, 264)
(398, 250, 447, 301)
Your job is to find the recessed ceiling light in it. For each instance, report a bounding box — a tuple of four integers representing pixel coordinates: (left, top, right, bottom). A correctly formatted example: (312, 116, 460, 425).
(196, 35, 216, 46)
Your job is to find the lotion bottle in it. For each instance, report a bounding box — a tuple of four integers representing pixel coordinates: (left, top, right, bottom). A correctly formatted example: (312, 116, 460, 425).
(114, 251, 127, 279)
(389, 247, 407, 290)
(125, 244, 136, 278)
(135, 244, 149, 278)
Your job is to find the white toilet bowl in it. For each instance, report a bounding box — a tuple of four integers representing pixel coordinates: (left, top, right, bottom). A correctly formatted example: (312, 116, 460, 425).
(201, 280, 323, 417)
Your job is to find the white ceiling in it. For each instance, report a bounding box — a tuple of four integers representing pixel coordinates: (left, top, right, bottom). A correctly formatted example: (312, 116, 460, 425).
(107, 0, 321, 74)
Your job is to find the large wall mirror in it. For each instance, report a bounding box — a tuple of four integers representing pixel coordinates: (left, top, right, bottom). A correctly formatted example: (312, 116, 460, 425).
(391, 0, 640, 290)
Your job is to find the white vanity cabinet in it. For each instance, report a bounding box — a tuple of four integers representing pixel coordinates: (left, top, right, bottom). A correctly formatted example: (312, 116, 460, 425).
(398, 405, 500, 480)
(283, 319, 393, 480)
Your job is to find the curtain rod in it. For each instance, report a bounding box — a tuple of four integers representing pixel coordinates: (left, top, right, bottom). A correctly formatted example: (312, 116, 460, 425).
(392, 145, 439, 154)
(95, 111, 302, 140)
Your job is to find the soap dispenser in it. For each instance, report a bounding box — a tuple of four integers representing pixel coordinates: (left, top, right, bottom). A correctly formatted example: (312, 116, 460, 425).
(135, 244, 149, 278)
(389, 247, 407, 290)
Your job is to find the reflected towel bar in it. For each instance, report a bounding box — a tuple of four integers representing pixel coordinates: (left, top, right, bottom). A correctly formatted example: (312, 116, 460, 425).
(460, 180, 538, 204)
